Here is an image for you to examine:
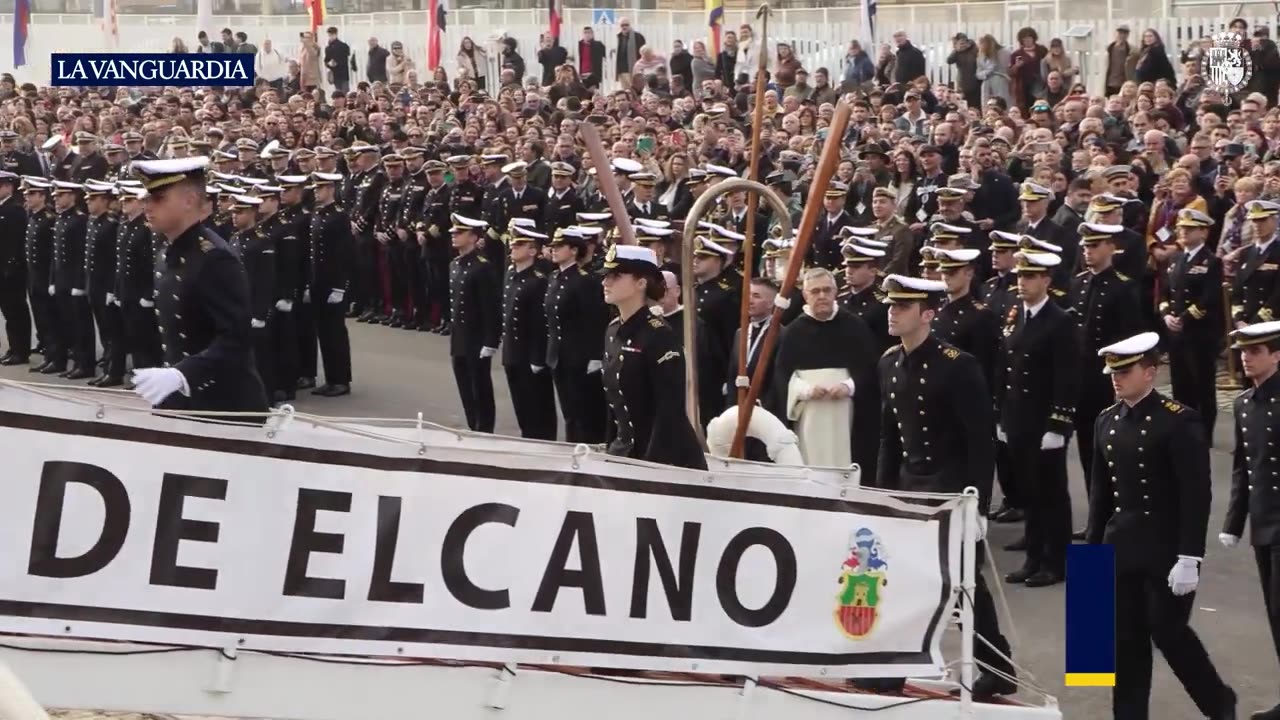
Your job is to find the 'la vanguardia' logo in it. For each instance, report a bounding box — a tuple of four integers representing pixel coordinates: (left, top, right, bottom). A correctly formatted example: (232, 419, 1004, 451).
(1202, 31, 1253, 94)
(834, 528, 889, 640)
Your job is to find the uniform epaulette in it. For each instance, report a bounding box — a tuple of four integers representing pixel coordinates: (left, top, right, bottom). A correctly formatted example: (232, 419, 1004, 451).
(1103, 400, 1123, 415)
(648, 317, 664, 329)
(882, 345, 901, 358)
(609, 316, 621, 325)
(535, 270, 545, 278)
(973, 301, 986, 310)
(1050, 288, 1066, 297)
(578, 267, 588, 275)
(1075, 270, 1089, 277)
(873, 289, 887, 301)
(1116, 271, 1130, 281)
(199, 238, 214, 253)
(477, 256, 488, 262)
(1163, 398, 1187, 414)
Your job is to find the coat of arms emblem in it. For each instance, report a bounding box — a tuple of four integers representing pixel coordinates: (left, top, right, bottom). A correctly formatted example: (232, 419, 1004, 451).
(834, 528, 889, 640)
(1203, 31, 1253, 94)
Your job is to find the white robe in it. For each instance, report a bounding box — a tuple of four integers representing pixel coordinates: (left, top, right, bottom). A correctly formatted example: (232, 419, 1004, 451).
(786, 367, 853, 467)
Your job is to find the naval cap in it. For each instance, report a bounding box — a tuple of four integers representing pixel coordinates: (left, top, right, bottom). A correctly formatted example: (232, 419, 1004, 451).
(1231, 320, 1280, 349)
(1098, 332, 1161, 374)
(131, 156, 210, 192)
(880, 273, 947, 304)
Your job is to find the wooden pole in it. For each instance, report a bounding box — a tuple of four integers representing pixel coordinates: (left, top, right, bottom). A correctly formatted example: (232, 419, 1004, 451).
(578, 123, 637, 247)
(727, 102, 852, 459)
(731, 3, 772, 458)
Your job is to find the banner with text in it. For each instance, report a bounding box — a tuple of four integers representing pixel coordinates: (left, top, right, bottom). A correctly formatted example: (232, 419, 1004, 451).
(0, 387, 965, 678)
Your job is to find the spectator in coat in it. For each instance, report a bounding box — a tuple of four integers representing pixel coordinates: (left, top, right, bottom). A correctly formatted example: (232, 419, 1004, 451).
(842, 40, 876, 93)
(1041, 38, 1078, 89)
(457, 36, 489, 90)
(736, 24, 772, 83)
(774, 42, 803, 89)
(948, 33, 980, 108)
(616, 19, 646, 89)
(715, 31, 738, 87)
(875, 43, 896, 86)
(576, 27, 607, 89)
(324, 26, 356, 94)
(1010, 27, 1047, 112)
(501, 37, 527, 83)
(810, 67, 840, 105)
(977, 34, 1013, 108)
(669, 39, 693, 90)
(690, 40, 717, 98)
(366, 37, 390, 82)
(388, 41, 413, 85)
(196, 31, 224, 53)
(1134, 28, 1176, 87)
(891, 30, 926, 85)
(255, 38, 289, 91)
(1247, 27, 1280, 106)
(235, 32, 257, 55)
(1104, 26, 1136, 96)
(537, 34, 568, 87)
(298, 31, 323, 92)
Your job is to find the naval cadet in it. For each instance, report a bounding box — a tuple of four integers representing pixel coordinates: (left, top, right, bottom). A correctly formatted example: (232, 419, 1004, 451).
(50, 181, 95, 380)
(229, 194, 278, 398)
(111, 184, 161, 374)
(502, 224, 556, 440)
(305, 171, 356, 398)
(1223, 323, 1280, 720)
(1088, 193, 1149, 282)
(127, 157, 268, 414)
(23, 177, 60, 372)
(544, 161, 584, 237)
(501, 161, 548, 234)
(1087, 332, 1237, 720)
(0, 171, 30, 365)
(261, 177, 303, 403)
(545, 227, 610, 444)
(601, 244, 707, 470)
(982, 231, 1021, 321)
(1160, 208, 1224, 438)
(1231, 200, 1280, 330)
(838, 241, 892, 354)
(997, 250, 1078, 587)
(808, 182, 852, 274)
(83, 180, 122, 386)
(449, 214, 502, 433)
(1071, 222, 1143, 536)
(928, 246, 1001, 392)
(874, 273, 1017, 699)
(691, 235, 743, 365)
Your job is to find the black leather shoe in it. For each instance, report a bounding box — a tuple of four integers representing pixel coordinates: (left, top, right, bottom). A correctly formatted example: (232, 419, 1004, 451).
(993, 507, 1024, 523)
(1071, 528, 1089, 541)
(357, 311, 377, 323)
(1004, 536, 1027, 552)
(32, 345, 45, 355)
(296, 377, 317, 390)
(1004, 565, 1039, 584)
(311, 384, 334, 395)
(971, 671, 1018, 699)
(96, 376, 124, 388)
(437, 325, 451, 336)
(29, 361, 52, 373)
(87, 375, 105, 387)
(345, 308, 362, 319)
(1024, 570, 1063, 588)
(1, 354, 29, 366)
(40, 364, 67, 375)
(66, 367, 96, 380)
(321, 383, 350, 397)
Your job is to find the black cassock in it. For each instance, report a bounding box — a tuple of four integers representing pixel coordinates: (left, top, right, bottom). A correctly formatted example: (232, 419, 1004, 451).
(770, 308, 880, 479)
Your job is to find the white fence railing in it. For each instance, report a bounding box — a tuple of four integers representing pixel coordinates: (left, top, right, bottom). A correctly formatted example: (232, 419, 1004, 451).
(0, 9, 1266, 96)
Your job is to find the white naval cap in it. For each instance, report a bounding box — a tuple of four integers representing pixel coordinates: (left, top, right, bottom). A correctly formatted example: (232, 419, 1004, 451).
(1231, 320, 1280, 349)
(693, 236, 734, 258)
(611, 157, 644, 174)
(1098, 331, 1160, 374)
(1018, 235, 1064, 253)
(930, 222, 974, 237)
(1013, 250, 1063, 272)
(697, 221, 746, 242)
(840, 225, 879, 238)
(510, 225, 549, 242)
(41, 135, 64, 151)
(842, 241, 885, 262)
(925, 246, 982, 269)
(603, 244, 660, 271)
(450, 213, 489, 232)
(880, 273, 947, 303)
(634, 217, 672, 229)
(704, 163, 737, 177)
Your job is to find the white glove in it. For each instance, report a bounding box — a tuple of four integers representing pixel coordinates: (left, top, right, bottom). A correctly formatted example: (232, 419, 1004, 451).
(139, 298, 155, 308)
(132, 367, 188, 406)
(996, 425, 1007, 443)
(531, 365, 544, 373)
(587, 360, 603, 374)
(275, 299, 294, 312)
(47, 284, 55, 296)
(105, 292, 117, 306)
(479, 346, 497, 359)
(326, 290, 344, 305)
(303, 289, 311, 303)
(1040, 431, 1066, 450)
(70, 288, 86, 297)
(251, 319, 266, 329)
(1219, 533, 1240, 549)
(1168, 557, 1200, 596)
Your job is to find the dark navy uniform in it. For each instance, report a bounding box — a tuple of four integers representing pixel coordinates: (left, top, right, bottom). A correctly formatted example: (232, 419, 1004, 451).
(502, 262, 555, 439)
(69, 151, 109, 184)
(604, 310, 707, 469)
(1069, 266, 1143, 506)
(85, 209, 122, 382)
(51, 206, 94, 376)
(504, 183, 548, 232)
(838, 284, 892, 354)
(234, 224, 277, 397)
(154, 224, 268, 413)
(262, 208, 302, 400)
(397, 167, 432, 329)
(978, 271, 1017, 320)
(1225, 371, 1280, 679)
(420, 182, 454, 330)
(876, 335, 1014, 691)
(808, 209, 850, 273)
(0, 191, 30, 361)
(695, 268, 742, 363)
(997, 297, 1078, 581)
(480, 179, 510, 266)
(544, 187, 584, 237)
(1160, 246, 1224, 436)
(1231, 235, 1280, 326)
(346, 166, 386, 318)
(113, 213, 161, 371)
(449, 250, 501, 432)
(545, 261, 609, 443)
(307, 201, 355, 391)
(25, 207, 59, 369)
(1090, 392, 1233, 720)
(934, 293, 1001, 395)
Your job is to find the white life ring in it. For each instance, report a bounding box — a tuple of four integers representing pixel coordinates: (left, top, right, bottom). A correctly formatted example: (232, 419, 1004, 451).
(705, 405, 806, 465)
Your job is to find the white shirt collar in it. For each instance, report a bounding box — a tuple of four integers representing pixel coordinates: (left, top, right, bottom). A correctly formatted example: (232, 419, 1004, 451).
(1024, 295, 1049, 318)
(1184, 243, 1204, 261)
(664, 304, 683, 317)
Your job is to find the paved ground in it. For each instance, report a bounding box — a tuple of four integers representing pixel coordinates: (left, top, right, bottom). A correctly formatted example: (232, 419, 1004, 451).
(5, 322, 1278, 720)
